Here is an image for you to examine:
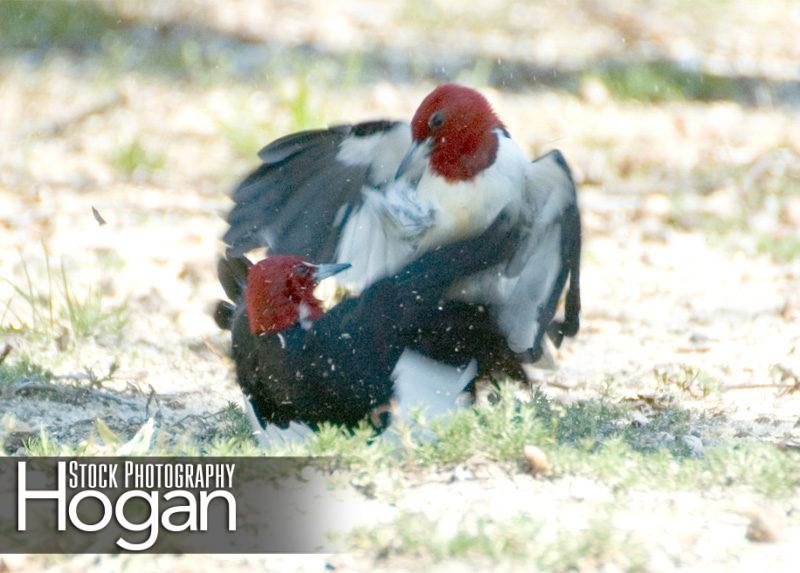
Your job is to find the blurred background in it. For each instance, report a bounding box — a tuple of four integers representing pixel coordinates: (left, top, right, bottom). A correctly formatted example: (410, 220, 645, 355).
(0, 0, 799, 570)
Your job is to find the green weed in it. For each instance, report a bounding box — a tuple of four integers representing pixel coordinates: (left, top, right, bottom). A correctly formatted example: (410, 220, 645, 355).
(590, 62, 739, 103)
(2, 250, 127, 342)
(0, 355, 52, 385)
(107, 139, 165, 178)
(350, 511, 647, 570)
(757, 234, 800, 263)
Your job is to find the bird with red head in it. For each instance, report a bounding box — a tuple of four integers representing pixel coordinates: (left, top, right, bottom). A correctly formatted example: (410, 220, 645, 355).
(245, 256, 349, 335)
(222, 83, 582, 406)
(215, 207, 523, 433)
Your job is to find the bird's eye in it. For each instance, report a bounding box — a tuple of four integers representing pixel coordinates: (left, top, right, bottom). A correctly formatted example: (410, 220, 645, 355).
(295, 264, 311, 277)
(428, 111, 444, 130)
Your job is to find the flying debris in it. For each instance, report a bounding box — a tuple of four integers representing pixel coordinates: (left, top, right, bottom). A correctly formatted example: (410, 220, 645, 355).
(91, 206, 107, 226)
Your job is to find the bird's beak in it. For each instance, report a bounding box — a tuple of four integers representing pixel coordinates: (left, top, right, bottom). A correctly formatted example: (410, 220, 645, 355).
(313, 262, 352, 281)
(395, 138, 432, 181)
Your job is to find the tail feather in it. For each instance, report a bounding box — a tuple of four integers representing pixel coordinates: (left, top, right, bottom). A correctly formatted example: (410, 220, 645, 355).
(214, 256, 253, 331)
(214, 300, 235, 330)
(217, 256, 252, 302)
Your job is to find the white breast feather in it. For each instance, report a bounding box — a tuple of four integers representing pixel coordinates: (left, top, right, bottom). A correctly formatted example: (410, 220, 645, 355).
(415, 135, 528, 250)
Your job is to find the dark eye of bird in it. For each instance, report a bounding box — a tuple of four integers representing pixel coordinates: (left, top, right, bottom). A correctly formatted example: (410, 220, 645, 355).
(295, 264, 311, 278)
(428, 111, 444, 130)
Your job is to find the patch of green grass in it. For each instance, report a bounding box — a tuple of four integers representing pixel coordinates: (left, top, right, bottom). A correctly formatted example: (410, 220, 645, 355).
(107, 140, 165, 178)
(24, 427, 62, 456)
(0, 355, 52, 385)
(282, 75, 325, 133)
(271, 386, 799, 496)
(350, 512, 647, 570)
(14, 386, 800, 497)
(223, 123, 273, 161)
(538, 519, 648, 573)
(406, 387, 696, 466)
(342, 50, 365, 89)
(757, 234, 800, 263)
(655, 365, 721, 400)
(99, 35, 237, 84)
(350, 512, 542, 562)
(2, 250, 127, 342)
(0, 0, 119, 50)
(400, 0, 517, 35)
(204, 401, 256, 444)
(589, 62, 739, 103)
(18, 413, 263, 457)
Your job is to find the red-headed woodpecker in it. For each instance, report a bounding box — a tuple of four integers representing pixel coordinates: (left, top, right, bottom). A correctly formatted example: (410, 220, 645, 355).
(215, 209, 521, 430)
(224, 83, 581, 369)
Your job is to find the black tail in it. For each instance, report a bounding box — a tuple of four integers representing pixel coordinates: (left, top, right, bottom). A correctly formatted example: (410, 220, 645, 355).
(214, 301, 235, 330)
(214, 256, 253, 331)
(218, 256, 252, 301)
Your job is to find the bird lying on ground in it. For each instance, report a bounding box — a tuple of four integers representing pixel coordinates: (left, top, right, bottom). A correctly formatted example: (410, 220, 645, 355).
(215, 208, 521, 431)
(223, 83, 581, 382)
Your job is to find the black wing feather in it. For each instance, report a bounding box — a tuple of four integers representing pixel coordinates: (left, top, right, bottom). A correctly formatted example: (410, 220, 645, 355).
(223, 121, 403, 258)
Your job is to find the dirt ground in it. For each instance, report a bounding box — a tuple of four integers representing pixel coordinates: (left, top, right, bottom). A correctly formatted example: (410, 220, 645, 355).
(1, 0, 799, 571)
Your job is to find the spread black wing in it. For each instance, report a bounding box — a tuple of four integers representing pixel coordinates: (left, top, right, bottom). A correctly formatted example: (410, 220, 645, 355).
(223, 121, 411, 260)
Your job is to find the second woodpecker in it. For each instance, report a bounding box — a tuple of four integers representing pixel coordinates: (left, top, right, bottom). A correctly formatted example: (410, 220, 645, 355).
(224, 83, 581, 369)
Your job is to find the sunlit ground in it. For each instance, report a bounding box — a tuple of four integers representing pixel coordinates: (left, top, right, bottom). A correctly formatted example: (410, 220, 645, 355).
(1, 0, 799, 571)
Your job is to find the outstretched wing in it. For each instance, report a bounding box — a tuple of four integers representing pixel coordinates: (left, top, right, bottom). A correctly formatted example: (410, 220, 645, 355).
(498, 150, 581, 356)
(223, 121, 411, 260)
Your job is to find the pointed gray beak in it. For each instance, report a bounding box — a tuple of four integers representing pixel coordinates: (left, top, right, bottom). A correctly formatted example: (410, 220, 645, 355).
(313, 262, 351, 281)
(395, 138, 431, 180)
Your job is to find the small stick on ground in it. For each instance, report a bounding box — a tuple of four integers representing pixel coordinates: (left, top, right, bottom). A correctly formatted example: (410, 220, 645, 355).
(20, 91, 126, 138)
(144, 384, 162, 421)
(203, 338, 228, 362)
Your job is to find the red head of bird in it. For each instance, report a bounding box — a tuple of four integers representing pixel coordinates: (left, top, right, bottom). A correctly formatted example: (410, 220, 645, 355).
(410, 83, 505, 182)
(245, 256, 350, 335)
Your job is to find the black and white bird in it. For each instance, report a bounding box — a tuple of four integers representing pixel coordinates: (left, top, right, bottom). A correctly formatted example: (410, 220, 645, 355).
(224, 83, 581, 379)
(215, 210, 521, 433)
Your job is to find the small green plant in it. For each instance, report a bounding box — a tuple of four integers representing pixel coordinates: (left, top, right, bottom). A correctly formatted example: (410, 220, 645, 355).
(24, 426, 62, 456)
(0, 355, 51, 385)
(654, 365, 720, 399)
(108, 140, 165, 178)
(757, 234, 800, 263)
(2, 250, 127, 342)
(223, 123, 273, 161)
(208, 402, 255, 443)
(281, 74, 326, 132)
(537, 519, 648, 573)
(350, 512, 647, 570)
(589, 62, 738, 103)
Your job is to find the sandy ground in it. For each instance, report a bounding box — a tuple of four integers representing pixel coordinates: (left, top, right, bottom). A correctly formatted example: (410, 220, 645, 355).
(1, 0, 799, 571)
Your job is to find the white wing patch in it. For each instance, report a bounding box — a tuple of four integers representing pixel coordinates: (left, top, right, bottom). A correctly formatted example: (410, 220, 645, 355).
(391, 350, 474, 422)
(334, 193, 415, 293)
(335, 123, 411, 184)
